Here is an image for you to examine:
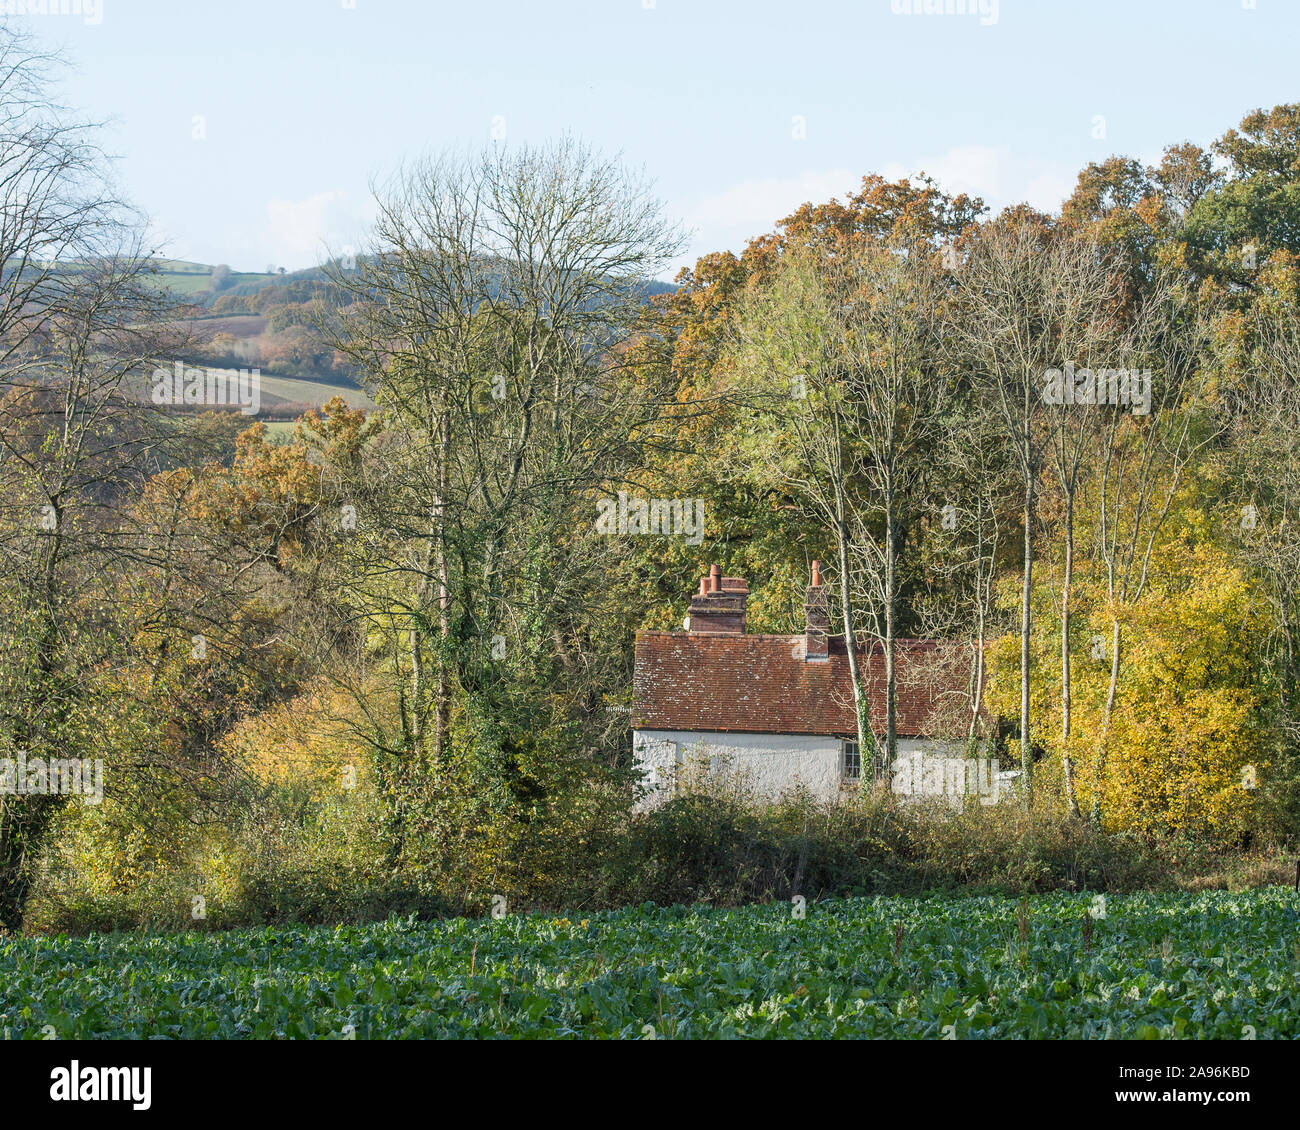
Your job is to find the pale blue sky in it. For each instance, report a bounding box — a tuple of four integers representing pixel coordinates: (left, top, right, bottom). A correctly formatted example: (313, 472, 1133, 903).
(14, 0, 1300, 277)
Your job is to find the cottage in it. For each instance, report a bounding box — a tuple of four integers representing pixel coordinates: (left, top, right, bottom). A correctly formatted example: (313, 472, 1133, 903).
(631, 563, 1002, 808)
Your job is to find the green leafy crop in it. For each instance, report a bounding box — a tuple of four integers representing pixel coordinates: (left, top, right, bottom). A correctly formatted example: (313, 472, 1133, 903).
(2, 889, 1296, 1039)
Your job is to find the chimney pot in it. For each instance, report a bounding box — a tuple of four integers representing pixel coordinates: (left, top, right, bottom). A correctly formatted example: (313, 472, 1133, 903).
(804, 562, 830, 660)
(687, 566, 747, 634)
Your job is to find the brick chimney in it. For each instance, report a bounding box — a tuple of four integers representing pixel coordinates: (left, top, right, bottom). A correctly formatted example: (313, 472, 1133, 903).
(804, 560, 829, 660)
(687, 564, 748, 634)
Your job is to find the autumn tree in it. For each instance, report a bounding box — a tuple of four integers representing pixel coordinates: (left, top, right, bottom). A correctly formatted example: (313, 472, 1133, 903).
(946, 212, 1124, 807)
(320, 140, 683, 854)
(1085, 273, 1218, 825)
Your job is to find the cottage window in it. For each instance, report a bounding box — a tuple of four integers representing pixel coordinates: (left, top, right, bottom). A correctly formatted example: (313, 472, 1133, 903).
(841, 739, 860, 782)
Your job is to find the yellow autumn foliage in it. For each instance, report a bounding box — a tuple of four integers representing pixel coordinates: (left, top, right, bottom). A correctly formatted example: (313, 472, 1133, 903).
(221, 678, 383, 800)
(1090, 543, 1267, 841)
(988, 539, 1269, 844)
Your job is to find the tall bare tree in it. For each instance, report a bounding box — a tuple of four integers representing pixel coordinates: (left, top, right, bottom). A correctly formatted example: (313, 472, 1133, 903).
(1087, 272, 1216, 825)
(947, 214, 1122, 807)
(322, 139, 683, 843)
(922, 395, 1017, 749)
(833, 244, 950, 769)
(730, 241, 949, 769)
(1041, 259, 1125, 815)
(729, 247, 872, 760)
(0, 29, 180, 926)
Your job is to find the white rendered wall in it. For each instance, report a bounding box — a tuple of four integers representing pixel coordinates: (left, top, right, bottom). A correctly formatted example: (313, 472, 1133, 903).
(632, 730, 1002, 810)
(632, 729, 844, 809)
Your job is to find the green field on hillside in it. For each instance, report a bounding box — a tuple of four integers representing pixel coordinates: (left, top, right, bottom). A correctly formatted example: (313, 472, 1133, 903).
(146, 260, 280, 297)
(2, 890, 1296, 1039)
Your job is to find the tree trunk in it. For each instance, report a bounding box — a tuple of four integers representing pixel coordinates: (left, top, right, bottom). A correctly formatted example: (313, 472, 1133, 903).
(1090, 617, 1122, 826)
(835, 519, 871, 773)
(968, 517, 990, 745)
(884, 506, 898, 768)
(1061, 496, 1079, 816)
(0, 797, 62, 931)
(1019, 471, 1034, 809)
(433, 405, 451, 770)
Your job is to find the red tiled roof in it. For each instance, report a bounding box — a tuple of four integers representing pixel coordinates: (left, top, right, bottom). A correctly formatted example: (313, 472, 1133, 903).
(632, 632, 978, 738)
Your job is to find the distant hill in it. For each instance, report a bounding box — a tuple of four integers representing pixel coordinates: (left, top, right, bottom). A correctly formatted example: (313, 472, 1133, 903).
(146, 260, 284, 299)
(148, 258, 678, 306)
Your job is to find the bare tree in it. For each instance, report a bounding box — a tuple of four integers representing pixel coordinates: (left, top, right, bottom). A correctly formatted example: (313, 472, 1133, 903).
(947, 216, 1121, 807)
(0, 29, 182, 926)
(730, 242, 948, 769)
(0, 246, 180, 926)
(321, 139, 683, 841)
(0, 30, 125, 363)
(1041, 257, 1125, 815)
(1225, 304, 1300, 833)
(729, 247, 873, 760)
(833, 243, 950, 769)
(922, 396, 1017, 749)
(1234, 308, 1300, 724)
(1087, 273, 1216, 825)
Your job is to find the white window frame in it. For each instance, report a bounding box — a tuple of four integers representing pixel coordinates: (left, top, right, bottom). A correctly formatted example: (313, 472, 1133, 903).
(841, 738, 861, 783)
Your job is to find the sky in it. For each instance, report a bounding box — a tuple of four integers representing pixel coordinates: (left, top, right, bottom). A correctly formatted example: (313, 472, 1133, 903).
(11, 0, 1300, 279)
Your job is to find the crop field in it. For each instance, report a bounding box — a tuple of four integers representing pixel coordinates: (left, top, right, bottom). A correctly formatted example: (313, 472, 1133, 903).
(118, 367, 373, 414)
(1, 890, 1296, 1039)
(252, 372, 374, 410)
